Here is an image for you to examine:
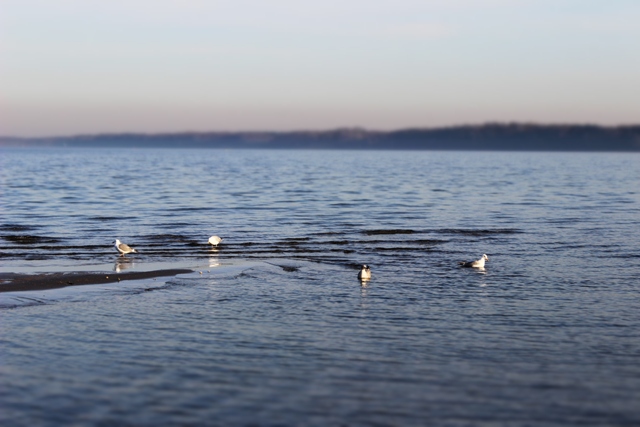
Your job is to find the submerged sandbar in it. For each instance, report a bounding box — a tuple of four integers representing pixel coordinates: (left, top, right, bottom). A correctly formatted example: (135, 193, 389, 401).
(0, 269, 193, 293)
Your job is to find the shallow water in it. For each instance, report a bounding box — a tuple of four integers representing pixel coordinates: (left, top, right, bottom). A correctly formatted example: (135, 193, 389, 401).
(1, 148, 639, 425)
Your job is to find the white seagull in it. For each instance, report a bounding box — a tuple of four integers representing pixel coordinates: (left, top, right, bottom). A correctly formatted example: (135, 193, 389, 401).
(208, 235, 223, 247)
(358, 264, 371, 281)
(114, 239, 137, 257)
(459, 254, 489, 268)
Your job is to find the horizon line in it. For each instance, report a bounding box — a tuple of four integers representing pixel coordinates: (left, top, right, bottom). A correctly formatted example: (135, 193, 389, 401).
(3, 121, 640, 140)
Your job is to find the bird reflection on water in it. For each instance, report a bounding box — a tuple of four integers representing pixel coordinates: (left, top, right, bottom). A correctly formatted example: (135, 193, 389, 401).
(114, 258, 135, 273)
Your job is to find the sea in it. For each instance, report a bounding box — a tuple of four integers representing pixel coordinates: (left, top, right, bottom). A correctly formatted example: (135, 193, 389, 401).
(1, 147, 639, 426)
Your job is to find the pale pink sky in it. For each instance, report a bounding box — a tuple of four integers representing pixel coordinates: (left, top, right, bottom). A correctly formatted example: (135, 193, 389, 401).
(1, 0, 639, 136)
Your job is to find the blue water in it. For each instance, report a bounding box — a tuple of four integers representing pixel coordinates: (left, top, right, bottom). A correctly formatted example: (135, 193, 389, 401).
(1, 148, 640, 425)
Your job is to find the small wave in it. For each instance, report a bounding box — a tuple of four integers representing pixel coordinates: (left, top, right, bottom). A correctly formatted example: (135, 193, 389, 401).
(0, 295, 50, 309)
(143, 234, 198, 242)
(313, 231, 344, 236)
(264, 262, 300, 272)
(361, 238, 447, 245)
(363, 229, 416, 235)
(326, 240, 350, 245)
(0, 224, 39, 232)
(375, 246, 438, 252)
(277, 238, 312, 247)
(413, 239, 448, 245)
(165, 207, 213, 212)
(88, 216, 121, 221)
(2, 235, 61, 244)
(436, 228, 522, 236)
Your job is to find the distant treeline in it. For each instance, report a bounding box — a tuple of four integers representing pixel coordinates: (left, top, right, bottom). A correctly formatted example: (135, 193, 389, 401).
(2, 123, 640, 151)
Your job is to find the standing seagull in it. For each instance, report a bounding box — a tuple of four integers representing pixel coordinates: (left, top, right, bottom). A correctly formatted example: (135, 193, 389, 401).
(114, 239, 137, 257)
(459, 254, 489, 268)
(208, 236, 223, 247)
(358, 264, 371, 281)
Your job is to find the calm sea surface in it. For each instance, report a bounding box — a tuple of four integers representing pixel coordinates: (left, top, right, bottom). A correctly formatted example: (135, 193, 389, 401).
(1, 148, 639, 426)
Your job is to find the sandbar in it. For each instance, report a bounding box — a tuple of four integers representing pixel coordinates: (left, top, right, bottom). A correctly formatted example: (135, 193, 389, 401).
(0, 269, 193, 293)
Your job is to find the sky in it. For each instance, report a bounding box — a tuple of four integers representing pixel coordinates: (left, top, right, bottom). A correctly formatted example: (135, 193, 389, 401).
(1, 0, 639, 136)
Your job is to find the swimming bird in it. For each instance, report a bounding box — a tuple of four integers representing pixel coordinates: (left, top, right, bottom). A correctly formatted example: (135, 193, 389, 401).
(114, 239, 137, 257)
(459, 254, 489, 268)
(358, 264, 371, 281)
(208, 235, 223, 247)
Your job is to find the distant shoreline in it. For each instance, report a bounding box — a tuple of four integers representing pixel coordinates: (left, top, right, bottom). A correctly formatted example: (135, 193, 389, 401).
(2, 123, 640, 152)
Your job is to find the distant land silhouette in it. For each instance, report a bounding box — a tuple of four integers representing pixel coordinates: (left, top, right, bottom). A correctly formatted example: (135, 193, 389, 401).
(2, 123, 640, 151)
